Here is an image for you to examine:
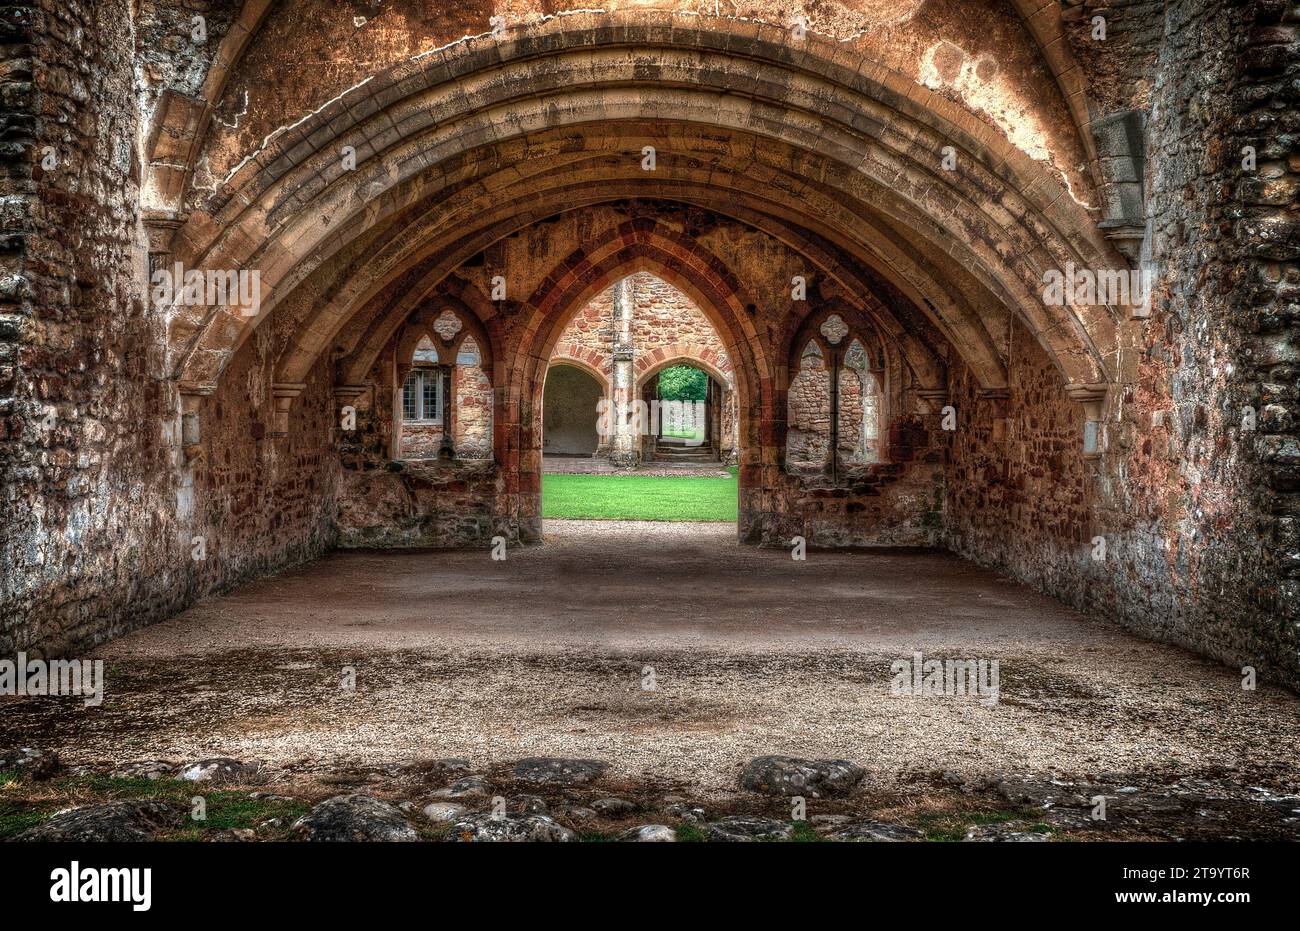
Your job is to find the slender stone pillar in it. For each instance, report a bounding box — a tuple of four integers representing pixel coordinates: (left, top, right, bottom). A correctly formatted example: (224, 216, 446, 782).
(609, 276, 639, 467)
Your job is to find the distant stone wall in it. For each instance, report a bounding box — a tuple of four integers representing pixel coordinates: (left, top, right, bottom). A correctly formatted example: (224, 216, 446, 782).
(552, 271, 735, 383)
(550, 270, 738, 460)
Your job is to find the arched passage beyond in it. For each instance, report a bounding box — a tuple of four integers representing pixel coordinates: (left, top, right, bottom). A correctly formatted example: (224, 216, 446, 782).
(543, 364, 604, 457)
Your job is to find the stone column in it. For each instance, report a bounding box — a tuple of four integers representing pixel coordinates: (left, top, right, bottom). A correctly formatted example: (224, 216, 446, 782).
(609, 276, 639, 467)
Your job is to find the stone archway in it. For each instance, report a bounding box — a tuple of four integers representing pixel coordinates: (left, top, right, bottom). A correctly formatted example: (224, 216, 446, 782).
(542, 362, 605, 457)
(158, 12, 1120, 409)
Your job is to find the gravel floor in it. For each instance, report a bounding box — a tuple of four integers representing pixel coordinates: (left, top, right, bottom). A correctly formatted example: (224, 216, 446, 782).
(4, 521, 1298, 799)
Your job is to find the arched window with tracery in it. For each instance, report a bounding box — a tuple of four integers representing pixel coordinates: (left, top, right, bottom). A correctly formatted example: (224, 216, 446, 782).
(785, 312, 886, 480)
(394, 305, 494, 462)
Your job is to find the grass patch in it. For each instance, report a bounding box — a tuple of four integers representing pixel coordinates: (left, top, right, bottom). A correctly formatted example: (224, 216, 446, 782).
(0, 771, 310, 841)
(913, 807, 1040, 842)
(789, 820, 822, 842)
(542, 472, 737, 522)
(161, 792, 310, 842)
(674, 822, 708, 842)
(661, 427, 705, 440)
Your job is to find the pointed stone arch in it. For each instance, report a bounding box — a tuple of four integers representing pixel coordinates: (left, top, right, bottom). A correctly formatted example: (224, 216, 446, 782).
(159, 12, 1120, 411)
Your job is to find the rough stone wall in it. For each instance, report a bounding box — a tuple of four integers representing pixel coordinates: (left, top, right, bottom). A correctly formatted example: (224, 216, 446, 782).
(946, 0, 1300, 688)
(552, 287, 615, 381)
(190, 338, 339, 592)
(454, 360, 493, 459)
(786, 360, 831, 470)
(335, 459, 504, 549)
(0, 0, 180, 657)
(553, 271, 735, 384)
(400, 419, 442, 459)
(0, 0, 343, 658)
(945, 320, 1094, 593)
(629, 272, 734, 381)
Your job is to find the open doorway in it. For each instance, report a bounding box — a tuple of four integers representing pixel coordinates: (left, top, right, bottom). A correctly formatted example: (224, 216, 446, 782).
(539, 272, 739, 525)
(542, 363, 605, 457)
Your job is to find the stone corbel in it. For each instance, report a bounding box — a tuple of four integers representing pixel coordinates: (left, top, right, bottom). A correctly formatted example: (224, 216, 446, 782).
(916, 388, 948, 414)
(1098, 222, 1146, 266)
(334, 384, 368, 433)
(145, 215, 187, 312)
(333, 384, 368, 404)
(144, 214, 186, 254)
(271, 382, 307, 437)
(1065, 384, 1109, 456)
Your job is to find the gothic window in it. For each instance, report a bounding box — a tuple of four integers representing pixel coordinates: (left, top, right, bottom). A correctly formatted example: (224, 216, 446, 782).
(786, 315, 886, 478)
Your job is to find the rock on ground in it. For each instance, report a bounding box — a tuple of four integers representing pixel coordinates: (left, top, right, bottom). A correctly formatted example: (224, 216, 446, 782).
(664, 802, 706, 822)
(431, 775, 488, 798)
(592, 797, 635, 815)
(109, 760, 177, 780)
(964, 821, 1051, 842)
(292, 794, 418, 842)
(444, 812, 577, 842)
(0, 747, 58, 780)
(740, 756, 864, 798)
(511, 757, 608, 786)
(423, 802, 469, 823)
(702, 815, 794, 842)
(619, 824, 676, 842)
(828, 820, 922, 842)
(17, 801, 183, 842)
(175, 758, 254, 783)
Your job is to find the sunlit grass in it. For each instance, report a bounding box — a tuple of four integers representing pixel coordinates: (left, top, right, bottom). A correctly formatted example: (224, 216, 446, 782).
(542, 471, 737, 521)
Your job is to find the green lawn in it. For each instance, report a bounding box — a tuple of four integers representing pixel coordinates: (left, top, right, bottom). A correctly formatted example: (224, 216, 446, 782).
(543, 470, 738, 521)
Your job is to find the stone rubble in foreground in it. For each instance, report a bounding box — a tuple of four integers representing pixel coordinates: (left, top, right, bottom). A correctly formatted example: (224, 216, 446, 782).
(7, 752, 1298, 843)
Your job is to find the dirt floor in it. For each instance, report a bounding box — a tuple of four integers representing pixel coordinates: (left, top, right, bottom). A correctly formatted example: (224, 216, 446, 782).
(3, 520, 1299, 840)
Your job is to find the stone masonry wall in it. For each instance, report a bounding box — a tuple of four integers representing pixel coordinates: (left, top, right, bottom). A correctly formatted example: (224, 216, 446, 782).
(946, 0, 1300, 688)
(0, 0, 342, 658)
(552, 271, 735, 385)
(0, 0, 183, 657)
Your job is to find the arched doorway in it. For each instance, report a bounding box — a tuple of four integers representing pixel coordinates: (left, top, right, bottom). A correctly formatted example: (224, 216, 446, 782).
(542, 363, 605, 457)
(638, 363, 737, 466)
